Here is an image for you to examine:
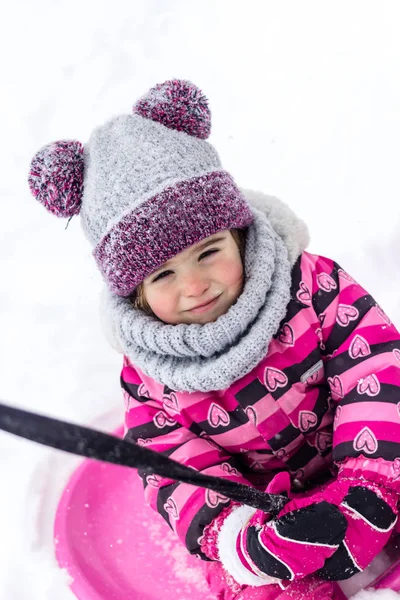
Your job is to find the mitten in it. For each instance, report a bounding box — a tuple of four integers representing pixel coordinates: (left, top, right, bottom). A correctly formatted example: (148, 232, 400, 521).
(218, 472, 398, 585)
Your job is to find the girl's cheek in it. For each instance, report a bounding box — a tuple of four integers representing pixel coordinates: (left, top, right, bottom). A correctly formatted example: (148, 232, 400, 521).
(148, 291, 168, 313)
(217, 256, 243, 285)
(146, 287, 179, 322)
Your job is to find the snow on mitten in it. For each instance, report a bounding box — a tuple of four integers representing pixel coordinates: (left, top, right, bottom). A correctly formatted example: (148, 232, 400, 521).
(216, 471, 338, 586)
(314, 478, 398, 580)
(218, 473, 398, 586)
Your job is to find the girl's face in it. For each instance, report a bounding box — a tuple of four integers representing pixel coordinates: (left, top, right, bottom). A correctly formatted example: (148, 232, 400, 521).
(142, 230, 244, 324)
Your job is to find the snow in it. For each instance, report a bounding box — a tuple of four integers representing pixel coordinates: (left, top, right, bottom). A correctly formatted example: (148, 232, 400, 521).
(353, 591, 400, 599)
(1, 0, 400, 598)
(148, 520, 211, 589)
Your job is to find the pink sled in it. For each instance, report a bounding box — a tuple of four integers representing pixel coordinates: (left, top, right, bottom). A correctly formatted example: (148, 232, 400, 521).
(54, 426, 400, 599)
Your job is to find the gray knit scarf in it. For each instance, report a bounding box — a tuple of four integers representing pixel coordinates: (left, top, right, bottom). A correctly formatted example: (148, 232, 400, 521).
(104, 194, 308, 393)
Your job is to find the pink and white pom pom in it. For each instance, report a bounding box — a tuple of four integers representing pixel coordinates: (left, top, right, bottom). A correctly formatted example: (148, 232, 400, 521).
(133, 79, 211, 139)
(28, 140, 84, 218)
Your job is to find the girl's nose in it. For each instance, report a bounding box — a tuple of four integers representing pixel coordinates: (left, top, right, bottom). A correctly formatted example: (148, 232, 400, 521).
(181, 272, 210, 297)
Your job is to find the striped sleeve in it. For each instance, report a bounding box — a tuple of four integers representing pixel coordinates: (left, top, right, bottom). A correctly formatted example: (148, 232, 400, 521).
(121, 360, 252, 558)
(308, 253, 400, 490)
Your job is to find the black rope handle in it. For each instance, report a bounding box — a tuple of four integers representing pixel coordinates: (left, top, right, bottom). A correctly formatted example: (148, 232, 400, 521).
(0, 402, 289, 515)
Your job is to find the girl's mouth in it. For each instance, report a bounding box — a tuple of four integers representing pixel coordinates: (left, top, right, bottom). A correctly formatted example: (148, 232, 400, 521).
(188, 295, 221, 314)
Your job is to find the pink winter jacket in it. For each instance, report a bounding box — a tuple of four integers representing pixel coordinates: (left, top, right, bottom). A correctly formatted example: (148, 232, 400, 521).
(121, 251, 400, 559)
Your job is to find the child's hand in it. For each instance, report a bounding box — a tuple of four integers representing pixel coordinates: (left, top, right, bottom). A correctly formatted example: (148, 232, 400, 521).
(234, 474, 397, 583)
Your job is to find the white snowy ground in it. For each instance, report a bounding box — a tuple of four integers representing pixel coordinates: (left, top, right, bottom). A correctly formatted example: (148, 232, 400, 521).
(1, 1, 400, 598)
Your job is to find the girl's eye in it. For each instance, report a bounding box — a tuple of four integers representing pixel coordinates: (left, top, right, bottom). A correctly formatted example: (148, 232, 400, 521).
(152, 249, 219, 282)
(152, 270, 173, 283)
(199, 248, 219, 260)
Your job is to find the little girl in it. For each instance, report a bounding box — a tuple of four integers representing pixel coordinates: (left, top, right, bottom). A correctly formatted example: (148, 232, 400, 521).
(28, 80, 400, 599)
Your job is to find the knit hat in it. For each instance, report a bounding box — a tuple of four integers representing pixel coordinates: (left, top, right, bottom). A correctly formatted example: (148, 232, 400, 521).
(28, 79, 254, 296)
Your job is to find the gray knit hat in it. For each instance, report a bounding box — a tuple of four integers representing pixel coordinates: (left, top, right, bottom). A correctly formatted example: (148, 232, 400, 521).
(28, 80, 254, 296)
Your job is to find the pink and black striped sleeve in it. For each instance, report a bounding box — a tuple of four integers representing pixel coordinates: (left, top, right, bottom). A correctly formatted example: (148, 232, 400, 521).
(308, 253, 400, 491)
(121, 359, 252, 559)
